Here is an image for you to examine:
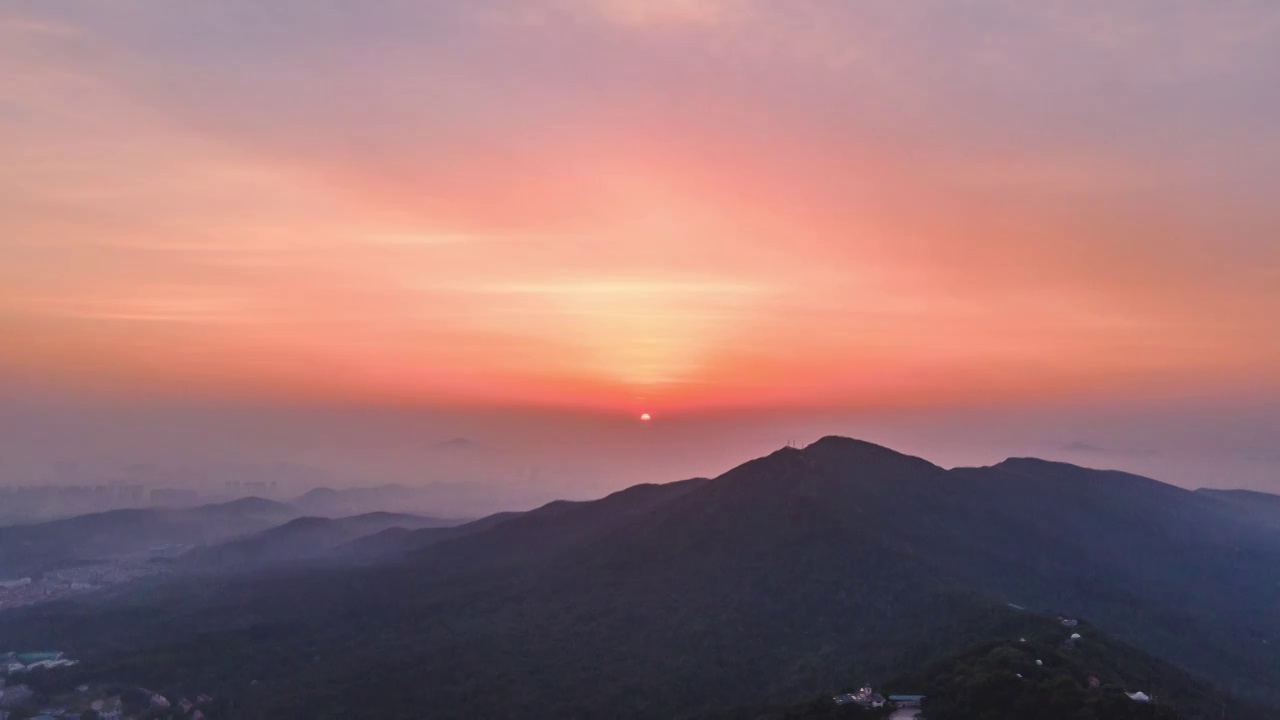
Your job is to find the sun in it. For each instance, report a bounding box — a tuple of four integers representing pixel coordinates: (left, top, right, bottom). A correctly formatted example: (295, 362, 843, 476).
(640, 412, 652, 422)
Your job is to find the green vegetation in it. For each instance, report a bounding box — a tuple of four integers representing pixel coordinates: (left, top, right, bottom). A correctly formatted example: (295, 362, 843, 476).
(891, 620, 1260, 720)
(717, 617, 1266, 720)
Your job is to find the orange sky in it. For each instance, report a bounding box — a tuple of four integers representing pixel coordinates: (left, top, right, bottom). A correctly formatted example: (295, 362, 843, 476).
(3, 1, 1280, 419)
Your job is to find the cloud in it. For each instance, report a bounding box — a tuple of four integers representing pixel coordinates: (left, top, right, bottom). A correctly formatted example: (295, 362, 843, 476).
(567, 0, 736, 28)
(480, 280, 765, 296)
(1, 0, 1279, 409)
(360, 233, 480, 247)
(0, 13, 83, 38)
(1062, 441, 1109, 454)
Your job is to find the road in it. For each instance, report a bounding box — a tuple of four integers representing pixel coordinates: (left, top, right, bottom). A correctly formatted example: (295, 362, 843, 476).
(889, 708, 921, 720)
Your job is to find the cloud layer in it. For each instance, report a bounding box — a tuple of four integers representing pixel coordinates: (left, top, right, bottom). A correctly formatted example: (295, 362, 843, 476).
(3, 1, 1279, 414)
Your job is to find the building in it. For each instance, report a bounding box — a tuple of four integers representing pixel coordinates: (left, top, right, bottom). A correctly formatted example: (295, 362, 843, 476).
(15, 652, 61, 665)
(96, 697, 123, 720)
(834, 685, 886, 708)
(889, 695, 926, 708)
(0, 684, 33, 709)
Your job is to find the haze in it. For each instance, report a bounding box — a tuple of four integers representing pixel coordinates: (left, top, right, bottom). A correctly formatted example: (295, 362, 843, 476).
(3, 1, 1279, 498)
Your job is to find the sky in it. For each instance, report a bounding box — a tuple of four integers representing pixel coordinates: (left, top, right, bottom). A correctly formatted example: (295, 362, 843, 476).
(2, 1, 1279, 496)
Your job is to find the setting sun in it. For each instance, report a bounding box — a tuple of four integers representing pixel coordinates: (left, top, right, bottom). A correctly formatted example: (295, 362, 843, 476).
(640, 413, 652, 422)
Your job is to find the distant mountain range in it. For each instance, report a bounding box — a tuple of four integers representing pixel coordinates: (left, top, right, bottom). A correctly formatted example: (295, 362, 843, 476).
(0, 478, 543, 579)
(177, 512, 460, 572)
(0, 497, 297, 578)
(339, 510, 525, 560)
(1, 437, 1277, 719)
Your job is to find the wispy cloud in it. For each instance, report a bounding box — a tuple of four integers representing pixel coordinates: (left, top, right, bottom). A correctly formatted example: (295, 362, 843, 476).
(1, 0, 1278, 410)
(0, 14, 83, 38)
(10, 292, 253, 324)
(480, 279, 766, 296)
(360, 233, 480, 247)
(571, 0, 738, 28)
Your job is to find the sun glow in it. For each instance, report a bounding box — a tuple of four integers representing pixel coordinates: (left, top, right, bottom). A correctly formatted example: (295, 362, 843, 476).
(2, 2, 1278, 417)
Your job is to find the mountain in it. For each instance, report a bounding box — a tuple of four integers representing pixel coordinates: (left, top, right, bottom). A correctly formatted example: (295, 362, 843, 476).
(1, 438, 1277, 719)
(711, 613, 1268, 720)
(178, 512, 459, 572)
(890, 617, 1265, 720)
(0, 497, 298, 578)
(1196, 488, 1280, 529)
(339, 511, 524, 560)
(206, 496, 295, 516)
(937, 457, 1280, 705)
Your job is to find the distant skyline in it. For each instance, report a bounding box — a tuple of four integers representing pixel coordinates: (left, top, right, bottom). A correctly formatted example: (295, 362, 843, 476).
(3, 2, 1279, 494)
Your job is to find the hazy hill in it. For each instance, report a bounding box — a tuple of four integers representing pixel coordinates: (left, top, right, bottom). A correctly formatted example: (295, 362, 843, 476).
(2, 438, 1278, 719)
(179, 512, 460, 572)
(339, 510, 525, 560)
(405, 476, 712, 573)
(323, 479, 707, 568)
(0, 497, 297, 577)
(1196, 488, 1280, 529)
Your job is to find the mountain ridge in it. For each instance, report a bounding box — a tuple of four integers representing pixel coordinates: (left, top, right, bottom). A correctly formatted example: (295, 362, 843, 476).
(1, 437, 1277, 719)
(178, 511, 459, 572)
(0, 497, 299, 578)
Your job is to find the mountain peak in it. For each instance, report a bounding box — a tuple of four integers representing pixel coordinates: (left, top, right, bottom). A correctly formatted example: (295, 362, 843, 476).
(808, 434, 888, 448)
(991, 457, 1196, 503)
(995, 456, 1088, 473)
(195, 496, 294, 516)
(994, 456, 1153, 483)
(704, 437, 943, 502)
(801, 435, 943, 471)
